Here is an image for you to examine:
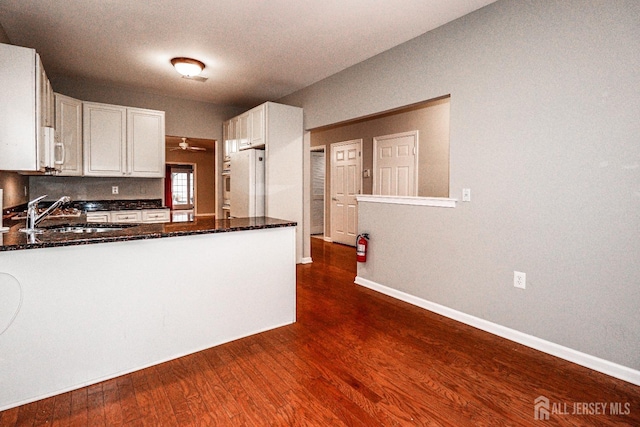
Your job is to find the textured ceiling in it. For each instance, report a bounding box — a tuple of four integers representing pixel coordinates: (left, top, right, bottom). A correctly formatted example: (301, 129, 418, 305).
(0, 0, 496, 108)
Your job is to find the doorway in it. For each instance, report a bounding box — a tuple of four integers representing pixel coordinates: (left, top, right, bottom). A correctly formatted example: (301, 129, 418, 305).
(373, 130, 419, 196)
(165, 163, 196, 213)
(310, 147, 326, 237)
(330, 139, 361, 246)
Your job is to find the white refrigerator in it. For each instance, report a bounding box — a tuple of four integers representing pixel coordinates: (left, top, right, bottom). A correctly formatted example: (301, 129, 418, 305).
(229, 149, 265, 217)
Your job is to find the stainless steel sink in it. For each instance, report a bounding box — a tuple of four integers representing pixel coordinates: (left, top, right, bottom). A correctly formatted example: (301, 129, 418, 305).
(42, 223, 137, 234)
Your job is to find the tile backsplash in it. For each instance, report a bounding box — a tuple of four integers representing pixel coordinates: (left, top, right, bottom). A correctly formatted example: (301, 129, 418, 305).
(29, 176, 163, 202)
(0, 171, 29, 208)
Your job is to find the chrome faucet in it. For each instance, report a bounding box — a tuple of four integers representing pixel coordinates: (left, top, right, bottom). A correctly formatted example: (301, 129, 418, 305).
(20, 195, 71, 234)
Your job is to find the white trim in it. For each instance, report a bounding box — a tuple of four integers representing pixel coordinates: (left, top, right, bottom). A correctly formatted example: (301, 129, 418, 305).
(357, 194, 457, 208)
(354, 275, 640, 387)
(300, 257, 313, 264)
(323, 236, 333, 242)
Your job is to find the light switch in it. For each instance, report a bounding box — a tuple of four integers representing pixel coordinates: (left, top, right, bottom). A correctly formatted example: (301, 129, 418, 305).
(462, 188, 471, 202)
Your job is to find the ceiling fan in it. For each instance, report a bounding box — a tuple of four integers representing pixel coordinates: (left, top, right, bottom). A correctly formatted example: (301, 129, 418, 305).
(169, 137, 206, 152)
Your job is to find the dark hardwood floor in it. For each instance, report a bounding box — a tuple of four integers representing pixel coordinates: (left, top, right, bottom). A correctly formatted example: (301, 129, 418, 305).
(1, 239, 638, 426)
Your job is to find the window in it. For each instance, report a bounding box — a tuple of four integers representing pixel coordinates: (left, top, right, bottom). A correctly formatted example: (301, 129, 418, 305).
(170, 166, 194, 209)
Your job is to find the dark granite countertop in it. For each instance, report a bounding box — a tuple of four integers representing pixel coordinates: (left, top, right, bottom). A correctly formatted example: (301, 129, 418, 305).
(0, 216, 296, 252)
(74, 199, 165, 212)
(3, 199, 167, 220)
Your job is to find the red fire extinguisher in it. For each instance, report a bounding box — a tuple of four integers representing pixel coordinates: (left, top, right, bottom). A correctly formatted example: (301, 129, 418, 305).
(356, 233, 369, 262)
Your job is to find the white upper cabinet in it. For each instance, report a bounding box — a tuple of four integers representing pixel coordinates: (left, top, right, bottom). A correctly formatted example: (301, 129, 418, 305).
(54, 93, 83, 176)
(83, 102, 165, 177)
(223, 101, 303, 262)
(223, 118, 238, 160)
(83, 102, 127, 176)
(127, 107, 165, 177)
(0, 43, 55, 172)
(237, 104, 265, 150)
(237, 113, 250, 150)
(249, 104, 265, 148)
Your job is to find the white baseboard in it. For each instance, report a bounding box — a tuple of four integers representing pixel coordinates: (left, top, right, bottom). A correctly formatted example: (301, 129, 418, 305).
(300, 257, 313, 264)
(323, 236, 333, 242)
(354, 276, 640, 386)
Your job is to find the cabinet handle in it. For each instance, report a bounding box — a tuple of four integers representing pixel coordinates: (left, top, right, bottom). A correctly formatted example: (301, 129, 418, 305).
(54, 142, 65, 165)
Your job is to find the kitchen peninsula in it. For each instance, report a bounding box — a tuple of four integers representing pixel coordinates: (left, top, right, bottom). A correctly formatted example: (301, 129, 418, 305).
(0, 216, 296, 410)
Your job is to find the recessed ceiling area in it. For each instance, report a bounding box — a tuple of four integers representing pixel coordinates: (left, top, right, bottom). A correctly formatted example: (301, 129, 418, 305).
(0, 0, 496, 108)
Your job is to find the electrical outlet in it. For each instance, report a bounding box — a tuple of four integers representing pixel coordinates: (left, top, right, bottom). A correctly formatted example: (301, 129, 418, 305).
(462, 188, 471, 202)
(514, 271, 526, 289)
(112, 186, 119, 195)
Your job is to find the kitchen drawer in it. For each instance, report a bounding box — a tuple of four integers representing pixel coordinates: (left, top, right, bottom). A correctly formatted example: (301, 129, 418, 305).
(86, 212, 111, 223)
(110, 210, 142, 223)
(141, 209, 170, 223)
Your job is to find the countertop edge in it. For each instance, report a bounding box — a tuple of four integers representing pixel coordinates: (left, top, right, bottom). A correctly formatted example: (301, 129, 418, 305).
(0, 219, 297, 252)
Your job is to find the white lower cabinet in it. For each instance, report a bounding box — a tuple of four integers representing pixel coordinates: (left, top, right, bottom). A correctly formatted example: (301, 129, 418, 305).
(85, 212, 111, 223)
(110, 210, 143, 223)
(141, 209, 171, 223)
(86, 209, 170, 224)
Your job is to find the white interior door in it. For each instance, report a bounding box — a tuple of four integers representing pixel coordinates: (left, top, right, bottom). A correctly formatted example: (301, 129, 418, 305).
(373, 131, 418, 196)
(330, 140, 361, 246)
(310, 149, 325, 235)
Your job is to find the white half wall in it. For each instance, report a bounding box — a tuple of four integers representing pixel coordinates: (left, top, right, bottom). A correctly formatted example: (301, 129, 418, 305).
(0, 226, 296, 410)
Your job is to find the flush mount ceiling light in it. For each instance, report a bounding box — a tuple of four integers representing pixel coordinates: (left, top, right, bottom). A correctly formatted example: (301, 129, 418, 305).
(170, 57, 205, 77)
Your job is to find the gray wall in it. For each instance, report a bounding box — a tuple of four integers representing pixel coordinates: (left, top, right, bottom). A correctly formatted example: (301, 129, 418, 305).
(51, 76, 244, 140)
(281, 0, 640, 369)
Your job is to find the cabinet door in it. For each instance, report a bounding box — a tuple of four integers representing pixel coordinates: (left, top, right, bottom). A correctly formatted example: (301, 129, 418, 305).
(36, 54, 55, 171)
(39, 59, 54, 128)
(127, 108, 165, 177)
(223, 120, 232, 160)
(83, 102, 126, 176)
(249, 104, 265, 148)
(223, 119, 238, 159)
(237, 113, 250, 149)
(111, 210, 142, 223)
(86, 212, 111, 223)
(142, 209, 170, 223)
(54, 93, 83, 176)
